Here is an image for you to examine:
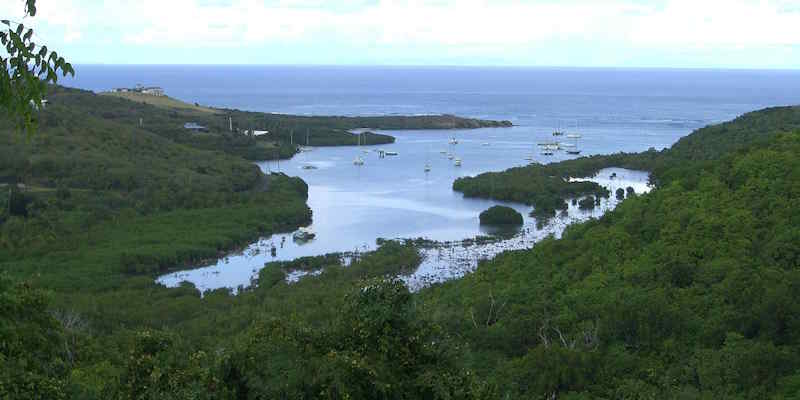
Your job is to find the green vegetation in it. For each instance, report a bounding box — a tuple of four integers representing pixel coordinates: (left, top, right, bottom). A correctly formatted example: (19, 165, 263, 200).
(454, 106, 800, 220)
(1, 0, 74, 135)
(577, 196, 595, 210)
(100, 91, 218, 114)
(423, 131, 800, 398)
(454, 165, 611, 219)
(479, 205, 523, 225)
(98, 89, 512, 153)
(2, 77, 800, 400)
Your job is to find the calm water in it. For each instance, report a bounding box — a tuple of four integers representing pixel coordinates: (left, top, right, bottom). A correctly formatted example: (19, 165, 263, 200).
(64, 66, 800, 291)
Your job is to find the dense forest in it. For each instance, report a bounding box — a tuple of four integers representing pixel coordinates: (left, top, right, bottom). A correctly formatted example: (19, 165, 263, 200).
(1, 85, 799, 399)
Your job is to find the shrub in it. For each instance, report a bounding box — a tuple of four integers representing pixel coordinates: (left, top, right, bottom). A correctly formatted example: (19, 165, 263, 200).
(578, 196, 596, 210)
(479, 206, 523, 225)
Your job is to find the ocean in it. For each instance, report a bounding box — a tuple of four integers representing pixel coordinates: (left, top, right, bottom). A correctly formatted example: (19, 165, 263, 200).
(62, 66, 800, 291)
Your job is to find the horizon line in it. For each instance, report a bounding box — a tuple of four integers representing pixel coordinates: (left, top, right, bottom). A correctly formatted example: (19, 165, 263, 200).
(69, 63, 800, 72)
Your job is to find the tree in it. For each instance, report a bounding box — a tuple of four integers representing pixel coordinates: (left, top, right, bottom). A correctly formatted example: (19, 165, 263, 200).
(1, 0, 74, 135)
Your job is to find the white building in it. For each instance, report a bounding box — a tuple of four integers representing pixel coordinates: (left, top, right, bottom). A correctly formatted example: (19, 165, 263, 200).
(141, 87, 165, 96)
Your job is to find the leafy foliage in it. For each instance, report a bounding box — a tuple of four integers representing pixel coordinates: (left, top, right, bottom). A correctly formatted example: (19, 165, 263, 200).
(1, 0, 74, 135)
(479, 205, 523, 225)
(424, 131, 800, 398)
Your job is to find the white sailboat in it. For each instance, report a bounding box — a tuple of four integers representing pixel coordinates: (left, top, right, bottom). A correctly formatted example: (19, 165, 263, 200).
(552, 120, 565, 136)
(566, 121, 582, 155)
(454, 157, 462, 167)
(353, 132, 365, 165)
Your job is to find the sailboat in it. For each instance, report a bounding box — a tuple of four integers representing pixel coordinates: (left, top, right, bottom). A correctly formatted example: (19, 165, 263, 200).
(361, 132, 370, 153)
(454, 157, 462, 167)
(299, 129, 314, 152)
(353, 132, 365, 165)
(449, 136, 459, 145)
(566, 121, 582, 155)
(552, 121, 565, 136)
(424, 145, 432, 172)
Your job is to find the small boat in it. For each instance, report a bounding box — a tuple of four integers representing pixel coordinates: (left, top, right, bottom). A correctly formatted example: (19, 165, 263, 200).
(454, 158, 462, 166)
(292, 227, 316, 241)
(385, 151, 399, 156)
(353, 156, 364, 165)
(552, 131, 564, 136)
(566, 123, 582, 155)
(424, 163, 431, 172)
(301, 164, 318, 170)
(540, 150, 554, 156)
(482, 142, 490, 146)
(447, 154, 454, 160)
(362, 149, 370, 154)
(449, 137, 458, 145)
(439, 150, 447, 154)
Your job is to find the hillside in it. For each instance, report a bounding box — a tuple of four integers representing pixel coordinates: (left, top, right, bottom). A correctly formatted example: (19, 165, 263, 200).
(424, 129, 800, 398)
(95, 87, 514, 153)
(100, 91, 219, 114)
(2, 99, 799, 398)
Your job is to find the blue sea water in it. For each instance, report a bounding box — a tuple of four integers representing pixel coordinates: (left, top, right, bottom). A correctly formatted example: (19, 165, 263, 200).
(63, 66, 800, 291)
(64, 66, 800, 153)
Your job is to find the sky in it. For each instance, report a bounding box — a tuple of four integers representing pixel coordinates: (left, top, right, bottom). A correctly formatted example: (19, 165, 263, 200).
(3, 0, 800, 68)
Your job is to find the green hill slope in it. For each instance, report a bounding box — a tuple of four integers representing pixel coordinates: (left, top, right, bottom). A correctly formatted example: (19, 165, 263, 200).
(425, 130, 800, 398)
(2, 100, 798, 399)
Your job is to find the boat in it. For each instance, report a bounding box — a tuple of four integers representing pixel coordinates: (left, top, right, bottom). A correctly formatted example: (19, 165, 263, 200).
(385, 151, 399, 156)
(552, 121, 565, 136)
(292, 227, 316, 241)
(449, 137, 458, 145)
(482, 142, 490, 146)
(354, 131, 365, 165)
(454, 158, 462, 167)
(447, 154, 454, 160)
(566, 122, 582, 155)
(540, 150, 554, 156)
(424, 163, 431, 172)
(439, 150, 447, 154)
(301, 164, 317, 170)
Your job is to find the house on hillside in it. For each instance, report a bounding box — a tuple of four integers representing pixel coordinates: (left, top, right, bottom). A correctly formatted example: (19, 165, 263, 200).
(112, 85, 164, 96)
(141, 87, 165, 96)
(184, 122, 209, 132)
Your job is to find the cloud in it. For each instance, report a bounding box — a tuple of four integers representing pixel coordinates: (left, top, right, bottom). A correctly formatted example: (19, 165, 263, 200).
(7, 0, 800, 66)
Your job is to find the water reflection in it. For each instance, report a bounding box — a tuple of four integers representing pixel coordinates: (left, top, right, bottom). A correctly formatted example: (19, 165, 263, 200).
(157, 126, 651, 292)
